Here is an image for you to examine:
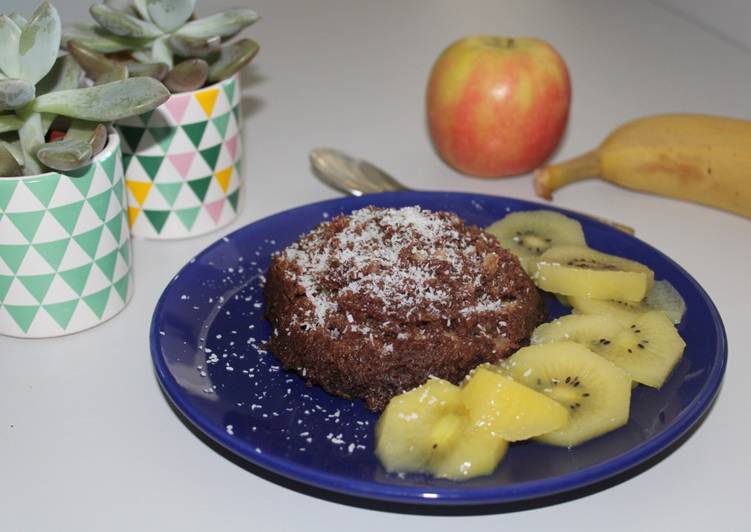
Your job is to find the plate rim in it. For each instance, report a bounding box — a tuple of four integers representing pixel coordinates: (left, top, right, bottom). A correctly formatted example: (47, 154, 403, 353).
(150, 191, 728, 505)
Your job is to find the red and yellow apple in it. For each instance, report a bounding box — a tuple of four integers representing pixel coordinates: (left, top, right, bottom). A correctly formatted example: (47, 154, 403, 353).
(426, 36, 571, 178)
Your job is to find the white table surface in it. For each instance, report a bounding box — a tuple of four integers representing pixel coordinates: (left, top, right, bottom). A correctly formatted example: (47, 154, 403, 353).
(2, 1, 748, 530)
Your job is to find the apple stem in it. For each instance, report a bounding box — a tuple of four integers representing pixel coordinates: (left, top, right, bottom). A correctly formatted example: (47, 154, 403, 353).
(533, 150, 601, 199)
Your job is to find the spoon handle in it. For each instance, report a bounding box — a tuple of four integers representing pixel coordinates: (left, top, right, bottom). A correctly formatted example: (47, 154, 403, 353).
(310, 148, 411, 196)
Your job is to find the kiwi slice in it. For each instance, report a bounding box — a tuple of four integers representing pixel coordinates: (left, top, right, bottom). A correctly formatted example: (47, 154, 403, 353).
(531, 312, 685, 388)
(486, 210, 587, 271)
(530, 245, 655, 302)
(501, 342, 631, 447)
(570, 279, 686, 325)
(375, 377, 508, 479)
(643, 280, 686, 324)
(461, 365, 569, 441)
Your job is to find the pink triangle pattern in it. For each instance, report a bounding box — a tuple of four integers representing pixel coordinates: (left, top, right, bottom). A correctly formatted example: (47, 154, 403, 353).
(225, 134, 239, 161)
(163, 94, 191, 123)
(205, 198, 225, 223)
(167, 152, 197, 179)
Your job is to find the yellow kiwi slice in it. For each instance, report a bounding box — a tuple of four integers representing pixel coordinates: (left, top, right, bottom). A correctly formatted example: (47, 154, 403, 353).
(461, 365, 569, 441)
(486, 210, 587, 271)
(643, 280, 686, 324)
(570, 280, 686, 325)
(501, 342, 631, 447)
(375, 378, 466, 474)
(531, 312, 685, 388)
(431, 426, 509, 480)
(530, 246, 654, 302)
(592, 311, 686, 389)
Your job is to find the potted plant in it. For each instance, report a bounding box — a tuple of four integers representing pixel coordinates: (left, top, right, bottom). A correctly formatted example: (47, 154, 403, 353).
(65, 0, 260, 239)
(0, 2, 169, 338)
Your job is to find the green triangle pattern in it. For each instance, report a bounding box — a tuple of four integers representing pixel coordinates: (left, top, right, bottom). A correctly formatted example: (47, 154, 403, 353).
(0, 244, 29, 274)
(122, 153, 134, 171)
(59, 263, 92, 296)
(100, 152, 117, 183)
(118, 242, 130, 265)
(200, 145, 221, 169)
(212, 112, 231, 138)
(95, 249, 118, 281)
(67, 163, 96, 196)
(105, 214, 123, 243)
(43, 299, 79, 329)
(113, 179, 125, 209)
(7, 211, 45, 242)
(0, 274, 12, 300)
(33, 239, 70, 271)
(18, 274, 55, 303)
(227, 189, 240, 212)
(83, 286, 110, 318)
(136, 155, 163, 181)
(143, 209, 170, 234)
(175, 206, 200, 230)
(26, 176, 60, 208)
(224, 79, 236, 105)
(156, 182, 182, 207)
(0, 179, 19, 211)
(87, 189, 112, 222)
(139, 110, 154, 126)
(232, 106, 240, 122)
(187, 176, 212, 202)
(113, 274, 129, 303)
(49, 200, 84, 235)
(119, 126, 146, 153)
(4, 304, 39, 332)
(182, 121, 207, 148)
(150, 126, 176, 152)
(74, 226, 103, 260)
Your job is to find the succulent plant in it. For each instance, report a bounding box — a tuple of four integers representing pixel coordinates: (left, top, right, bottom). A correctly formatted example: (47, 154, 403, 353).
(0, 2, 170, 177)
(65, 0, 260, 93)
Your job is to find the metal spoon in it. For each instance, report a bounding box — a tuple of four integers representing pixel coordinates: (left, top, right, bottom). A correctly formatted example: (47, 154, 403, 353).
(309, 147, 634, 234)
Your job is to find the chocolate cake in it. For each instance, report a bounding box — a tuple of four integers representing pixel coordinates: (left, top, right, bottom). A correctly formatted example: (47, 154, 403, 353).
(265, 206, 545, 411)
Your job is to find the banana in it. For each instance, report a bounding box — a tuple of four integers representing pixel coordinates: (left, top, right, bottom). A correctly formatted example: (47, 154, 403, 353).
(534, 114, 751, 218)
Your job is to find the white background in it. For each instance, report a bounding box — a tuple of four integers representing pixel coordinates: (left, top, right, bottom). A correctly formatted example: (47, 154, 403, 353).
(2, 1, 749, 531)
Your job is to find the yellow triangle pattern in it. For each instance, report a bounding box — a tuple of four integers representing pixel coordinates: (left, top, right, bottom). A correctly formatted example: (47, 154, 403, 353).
(214, 166, 233, 193)
(128, 207, 140, 228)
(127, 181, 153, 206)
(195, 87, 220, 118)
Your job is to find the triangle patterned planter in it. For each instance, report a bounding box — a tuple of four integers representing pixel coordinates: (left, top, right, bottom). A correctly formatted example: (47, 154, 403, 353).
(118, 75, 244, 239)
(0, 132, 133, 338)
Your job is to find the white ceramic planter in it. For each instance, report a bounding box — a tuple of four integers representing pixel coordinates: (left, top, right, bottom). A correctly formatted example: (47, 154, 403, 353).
(117, 74, 243, 239)
(0, 132, 133, 338)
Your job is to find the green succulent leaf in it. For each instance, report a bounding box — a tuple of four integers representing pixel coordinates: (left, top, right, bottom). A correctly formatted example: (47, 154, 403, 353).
(8, 14, 28, 28)
(127, 61, 169, 80)
(164, 58, 207, 93)
(0, 15, 22, 78)
(150, 35, 174, 68)
(0, 114, 23, 134)
(37, 138, 93, 172)
(104, 0, 138, 16)
(90, 3, 163, 39)
(0, 142, 22, 177)
(147, 0, 195, 33)
(18, 2, 63, 85)
(168, 34, 220, 58)
(33, 76, 170, 121)
(0, 79, 35, 110)
(18, 110, 45, 175)
(65, 120, 108, 156)
(176, 8, 259, 39)
(1, 139, 23, 163)
(67, 40, 125, 83)
(62, 23, 152, 53)
(133, 0, 152, 21)
(36, 54, 83, 95)
(208, 38, 259, 83)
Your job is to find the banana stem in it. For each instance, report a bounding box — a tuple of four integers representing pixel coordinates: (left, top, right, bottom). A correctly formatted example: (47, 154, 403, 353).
(534, 150, 602, 199)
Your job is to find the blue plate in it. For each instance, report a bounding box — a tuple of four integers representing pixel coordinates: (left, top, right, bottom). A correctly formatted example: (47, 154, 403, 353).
(150, 192, 726, 505)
